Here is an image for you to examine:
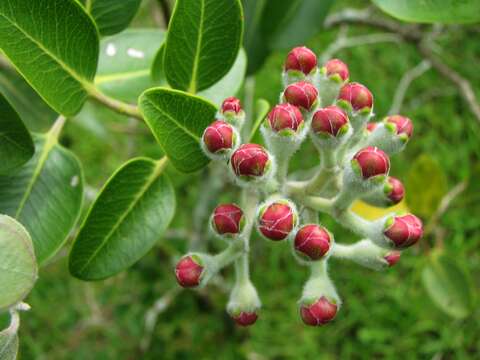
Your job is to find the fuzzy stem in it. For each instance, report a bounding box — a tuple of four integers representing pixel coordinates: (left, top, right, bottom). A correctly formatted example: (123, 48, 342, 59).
(212, 240, 244, 270)
(302, 196, 333, 214)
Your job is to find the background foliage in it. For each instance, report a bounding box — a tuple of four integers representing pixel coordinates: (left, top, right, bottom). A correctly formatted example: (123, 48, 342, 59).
(0, 0, 479, 359)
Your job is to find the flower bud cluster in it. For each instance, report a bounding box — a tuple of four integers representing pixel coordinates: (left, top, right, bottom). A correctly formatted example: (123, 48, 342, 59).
(175, 46, 424, 327)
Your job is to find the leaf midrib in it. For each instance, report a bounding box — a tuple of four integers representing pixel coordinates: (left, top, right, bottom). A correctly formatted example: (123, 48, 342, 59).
(95, 69, 150, 85)
(14, 136, 56, 219)
(144, 96, 200, 142)
(187, 0, 205, 93)
(0, 11, 91, 88)
(76, 159, 164, 275)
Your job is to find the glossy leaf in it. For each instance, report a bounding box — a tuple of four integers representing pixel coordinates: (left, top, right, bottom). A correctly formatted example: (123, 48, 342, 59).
(372, 0, 480, 24)
(0, 66, 56, 132)
(84, 0, 141, 36)
(95, 29, 165, 103)
(0, 0, 99, 116)
(0, 93, 34, 174)
(406, 155, 447, 219)
(422, 253, 474, 319)
(164, 0, 243, 93)
(0, 133, 84, 264)
(152, 47, 247, 106)
(69, 157, 175, 280)
(197, 49, 247, 106)
(139, 88, 217, 173)
(0, 215, 37, 311)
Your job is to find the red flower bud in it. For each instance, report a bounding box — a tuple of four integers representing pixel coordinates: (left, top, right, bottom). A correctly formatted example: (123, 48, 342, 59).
(294, 224, 331, 260)
(385, 176, 405, 204)
(284, 81, 318, 110)
(267, 103, 304, 133)
(258, 201, 296, 241)
(231, 311, 258, 326)
(384, 251, 401, 267)
(311, 106, 349, 137)
(175, 255, 204, 288)
(324, 58, 349, 81)
(366, 122, 378, 132)
(300, 296, 337, 326)
(384, 214, 423, 249)
(211, 204, 244, 236)
(221, 96, 242, 114)
(385, 115, 413, 138)
(202, 120, 234, 154)
(284, 46, 317, 75)
(352, 146, 390, 179)
(338, 82, 373, 111)
(231, 143, 270, 178)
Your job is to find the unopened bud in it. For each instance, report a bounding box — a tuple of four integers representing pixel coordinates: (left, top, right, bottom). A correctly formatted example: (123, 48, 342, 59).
(227, 280, 261, 327)
(284, 46, 317, 75)
(300, 296, 338, 326)
(338, 82, 373, 112)
(202, 120, 236, 157)
(230, 143, 271, 180)
(211, 204, 245, 238)
(284, 81, 318, 111)
(221, 97, 242, 114)
(175, 255, 204, 288)
(311, 106, 349, 138)
(385, 115, 413, 142)
(352, 146, 390, 180)
(257, 200, 297, 241)
(266, 103, 304, 135)
(324, 59, 349, 82)
(384, 214, 423, 249)
(384, 251, 401, 267)
(294, 224, 332, 261)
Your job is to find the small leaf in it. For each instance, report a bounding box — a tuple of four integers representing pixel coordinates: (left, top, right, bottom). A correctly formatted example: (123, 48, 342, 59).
(406, 155, 448, 219)
(198, 49, 247, 106)
(249, 98, 270, 142)
(0, 93, 34, 174)
(164, 0, 243, 93)
(139, 88, 217, 173)
(0, 0, 99, 116)
(0, 214, 37, 311)
(69, 157, 175, 280)
(84, 0, 141, 36)
(95, 29, 166, 103)
(0, 133, 84, 264)
(0, 65, 56, 132)
(151, 44, 166, 84)
(372, 0, 480, 24)
(422, 253, 474, 319)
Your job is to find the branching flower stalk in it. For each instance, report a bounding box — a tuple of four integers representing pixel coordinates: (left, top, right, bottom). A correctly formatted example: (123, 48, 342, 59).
(175, 47, 424, 327)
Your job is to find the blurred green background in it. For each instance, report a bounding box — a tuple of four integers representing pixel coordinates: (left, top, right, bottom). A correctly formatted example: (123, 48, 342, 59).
(1, 0, 479, 358)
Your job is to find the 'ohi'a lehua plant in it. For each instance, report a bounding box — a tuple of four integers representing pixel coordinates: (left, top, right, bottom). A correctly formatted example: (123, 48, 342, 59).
(176, 47, 423, 327)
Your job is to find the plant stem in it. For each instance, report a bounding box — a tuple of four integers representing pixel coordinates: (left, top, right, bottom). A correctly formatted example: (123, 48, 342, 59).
(88, 87, 143, 120)
(48, 115, 66, 141)
(302, 196, 333, 214)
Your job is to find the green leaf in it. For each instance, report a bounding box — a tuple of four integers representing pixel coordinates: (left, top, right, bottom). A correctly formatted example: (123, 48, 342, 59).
(152, 47, 247, 107)
(0, 93, 34, 174)
(249, 98, 270, 142)
(372, 0, 480, 24)
(0, 215, 37, 311)
(164, 0, 243, 93)
(69, 157, 175, 280)
(406, 155, 448, 218)
(198, 48, 247, 106)
(139, 88, 217, 173)
(95, 29, 165, 103)
(422, 253, 474, 319)
(0, 66, 56, 132)
(84, 0, 141, 36)
(0, 132, 84, 264)
(0, 0, 99, 116)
